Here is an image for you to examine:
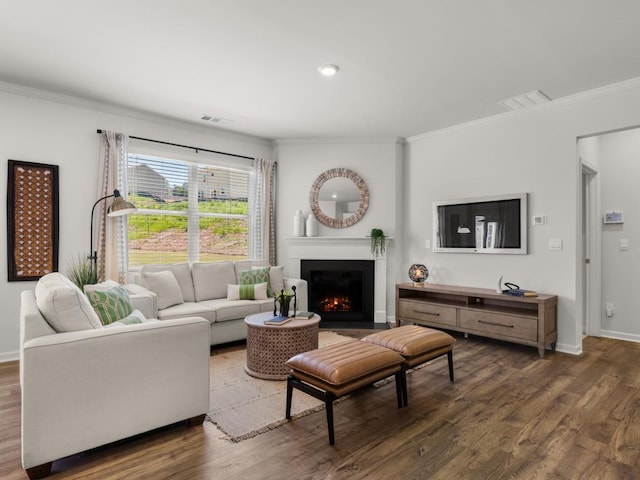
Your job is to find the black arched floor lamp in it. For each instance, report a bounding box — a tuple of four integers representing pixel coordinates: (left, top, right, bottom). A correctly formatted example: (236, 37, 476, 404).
(89, 189, 137, 269)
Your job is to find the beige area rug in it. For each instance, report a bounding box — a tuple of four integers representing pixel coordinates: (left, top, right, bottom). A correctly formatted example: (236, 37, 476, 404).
(206, 331, 353, 442)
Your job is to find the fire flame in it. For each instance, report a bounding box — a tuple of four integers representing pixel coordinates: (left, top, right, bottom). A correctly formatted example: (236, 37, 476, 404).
(319, 296, 352, 312)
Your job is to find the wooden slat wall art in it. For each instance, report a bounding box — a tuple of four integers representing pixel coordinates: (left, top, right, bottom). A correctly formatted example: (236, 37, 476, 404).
(6, 160, 59, 281)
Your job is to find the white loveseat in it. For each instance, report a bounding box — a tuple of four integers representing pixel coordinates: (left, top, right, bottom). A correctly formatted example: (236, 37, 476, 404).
(20, 273, 210, 479)
(127, 260, 308, 346)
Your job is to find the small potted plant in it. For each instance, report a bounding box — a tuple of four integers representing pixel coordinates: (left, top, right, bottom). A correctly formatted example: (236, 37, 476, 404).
(370, 228, 386, 257)
(67, 254, 98, 290)
(274, 286, 297, 317)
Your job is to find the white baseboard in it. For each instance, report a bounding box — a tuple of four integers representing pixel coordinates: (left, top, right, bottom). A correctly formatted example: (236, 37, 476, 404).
(555, 342, 582, 356)
(0, 351, 19, 363)
(600, 330, 640, 344)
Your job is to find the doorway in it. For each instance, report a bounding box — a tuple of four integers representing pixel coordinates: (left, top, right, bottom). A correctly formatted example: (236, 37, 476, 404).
(580, 161, 601, 337)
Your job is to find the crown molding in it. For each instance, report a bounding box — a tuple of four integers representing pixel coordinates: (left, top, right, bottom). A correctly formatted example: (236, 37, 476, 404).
(407, 76, 640, 143)
(275, 136, 405, 146)
(0, 80, 273, 147)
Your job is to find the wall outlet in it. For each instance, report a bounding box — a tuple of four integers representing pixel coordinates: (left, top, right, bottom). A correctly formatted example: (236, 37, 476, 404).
(605, 303, 615, 317)
(425, 239, 431, 249)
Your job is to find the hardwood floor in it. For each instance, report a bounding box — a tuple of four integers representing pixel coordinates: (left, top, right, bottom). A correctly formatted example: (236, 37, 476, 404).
(2, 331, 640, 479)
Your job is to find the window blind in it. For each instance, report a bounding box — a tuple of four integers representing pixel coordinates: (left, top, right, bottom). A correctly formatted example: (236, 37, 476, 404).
(127, 153, 250, 266)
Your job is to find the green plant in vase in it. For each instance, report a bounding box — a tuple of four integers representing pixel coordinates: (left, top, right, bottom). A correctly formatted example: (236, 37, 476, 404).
(370, 228, 386, 257)
(66, 254, 98, 290)
(274, 286, 297, 317)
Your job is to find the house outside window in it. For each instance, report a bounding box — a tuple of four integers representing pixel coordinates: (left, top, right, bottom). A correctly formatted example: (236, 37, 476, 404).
(126, 153, 251, 267)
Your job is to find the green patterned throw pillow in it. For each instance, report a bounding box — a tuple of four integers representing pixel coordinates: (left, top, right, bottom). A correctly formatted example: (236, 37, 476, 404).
(85, 285, 134, 326)
(239, 267, 272, 295)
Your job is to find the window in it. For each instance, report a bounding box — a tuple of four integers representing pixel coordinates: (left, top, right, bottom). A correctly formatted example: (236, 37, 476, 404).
(127, 153, 251, 267)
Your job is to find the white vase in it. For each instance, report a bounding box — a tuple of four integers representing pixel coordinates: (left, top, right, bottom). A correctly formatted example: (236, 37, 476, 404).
(293, 209, 304, 236)
(306, 214, 318, 237)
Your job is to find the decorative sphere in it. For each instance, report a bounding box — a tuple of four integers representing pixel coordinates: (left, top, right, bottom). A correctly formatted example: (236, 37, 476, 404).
(408, 264, 429, 285)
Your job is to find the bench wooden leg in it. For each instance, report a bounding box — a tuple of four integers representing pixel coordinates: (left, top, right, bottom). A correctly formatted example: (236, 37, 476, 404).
(324, 393, 335, 445)
(447, 350, 454, 382)
(287, 375, 338, 445)
(286, 375, 294, 419)
(396, 368, 408, 408)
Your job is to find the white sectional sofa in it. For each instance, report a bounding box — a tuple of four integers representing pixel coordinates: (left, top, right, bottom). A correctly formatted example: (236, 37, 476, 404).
(20, 273, 210, 479)
(127, 260, 308, 346)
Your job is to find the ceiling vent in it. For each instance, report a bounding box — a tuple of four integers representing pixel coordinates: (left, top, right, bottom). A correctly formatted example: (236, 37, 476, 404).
(499, 90, 551, 111)
(200, 115, 233, 126)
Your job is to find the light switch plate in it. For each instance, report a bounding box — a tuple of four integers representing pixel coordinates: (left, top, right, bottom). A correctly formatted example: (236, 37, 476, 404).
(532, 215, 546, 225)
(548, 238, 562, 251)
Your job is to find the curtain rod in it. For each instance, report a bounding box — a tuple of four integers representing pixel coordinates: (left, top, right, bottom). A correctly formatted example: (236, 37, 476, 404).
(96, 129, 254, 161)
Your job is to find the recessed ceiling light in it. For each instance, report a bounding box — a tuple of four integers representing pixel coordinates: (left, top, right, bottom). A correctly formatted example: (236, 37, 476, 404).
(318, 64, 339, 76)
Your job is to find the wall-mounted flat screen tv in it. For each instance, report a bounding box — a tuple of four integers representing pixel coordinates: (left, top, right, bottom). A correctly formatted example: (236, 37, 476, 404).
(433, 193, 528, 254)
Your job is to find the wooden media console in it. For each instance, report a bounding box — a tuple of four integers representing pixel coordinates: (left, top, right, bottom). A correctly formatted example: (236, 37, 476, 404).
(396, 283, 557, 358)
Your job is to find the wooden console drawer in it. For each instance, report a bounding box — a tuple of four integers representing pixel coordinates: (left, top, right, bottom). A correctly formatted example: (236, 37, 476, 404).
(396, 283, 557, 358)
(398, 300, 457, 327)
(459, 309, 537, 341)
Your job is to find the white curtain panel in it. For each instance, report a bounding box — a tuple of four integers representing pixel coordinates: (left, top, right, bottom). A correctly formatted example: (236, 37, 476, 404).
(96, 131, 130, 283)
(250, 158, 276, 264)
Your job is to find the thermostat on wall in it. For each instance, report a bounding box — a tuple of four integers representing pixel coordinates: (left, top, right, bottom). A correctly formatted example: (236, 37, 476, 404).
(603, 211, 623, 224)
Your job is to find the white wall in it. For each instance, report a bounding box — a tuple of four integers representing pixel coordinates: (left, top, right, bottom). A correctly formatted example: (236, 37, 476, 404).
(0, 84, 272, 361)
(405, 81, 640, 354)
(577, 136, 601, 169)
(598, 128, 640, 341)
(5, 78, 640, 360)
(275, 139, 403, 321)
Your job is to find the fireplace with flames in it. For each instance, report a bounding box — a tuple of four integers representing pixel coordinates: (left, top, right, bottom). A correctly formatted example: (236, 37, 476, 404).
(300, 259, 374, 326)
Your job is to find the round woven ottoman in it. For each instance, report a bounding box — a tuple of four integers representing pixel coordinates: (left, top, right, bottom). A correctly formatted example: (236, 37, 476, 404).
(244, 312, 321, 380)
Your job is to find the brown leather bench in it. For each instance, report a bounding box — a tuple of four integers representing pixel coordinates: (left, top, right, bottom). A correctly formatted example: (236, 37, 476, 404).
(362, 325, 455, 406)
(285, 339, 406, 445)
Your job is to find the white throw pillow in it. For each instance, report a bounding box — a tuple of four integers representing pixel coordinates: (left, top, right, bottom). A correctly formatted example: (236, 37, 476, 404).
(140, 263, 195, 302)
(142, 270, 184, 310)
(269, 265, 285, 295)
(227, 282, 268, 301)
(35, 272, 103, 332)
(104, 308, 148, 327)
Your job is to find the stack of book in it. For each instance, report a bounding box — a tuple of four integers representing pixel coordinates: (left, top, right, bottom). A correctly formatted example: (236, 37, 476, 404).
(263, 311, 315, 326)
(264, 316, 291, 326)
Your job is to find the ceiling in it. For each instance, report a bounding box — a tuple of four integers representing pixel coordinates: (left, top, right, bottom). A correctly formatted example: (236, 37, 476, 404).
(2, 0, 640, 140)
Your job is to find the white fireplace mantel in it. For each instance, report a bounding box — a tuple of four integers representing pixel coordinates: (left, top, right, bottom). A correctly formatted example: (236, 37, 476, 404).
(285, 236, 391, 325)
(284, 236, 392, 244)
